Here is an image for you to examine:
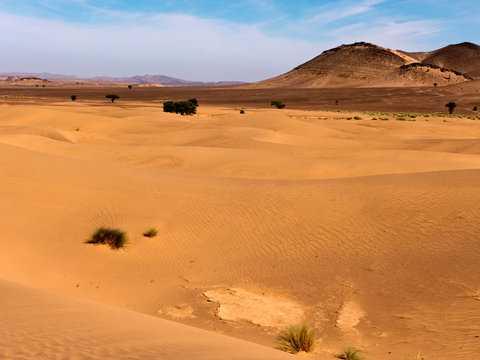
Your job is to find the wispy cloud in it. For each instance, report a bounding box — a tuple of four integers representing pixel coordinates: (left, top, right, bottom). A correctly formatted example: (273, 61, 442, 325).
(307, 0, 385, 24)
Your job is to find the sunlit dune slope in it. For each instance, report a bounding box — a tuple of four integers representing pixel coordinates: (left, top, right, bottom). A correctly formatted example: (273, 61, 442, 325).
(0, 279, 295, 360)
(0, 103, 479, 359)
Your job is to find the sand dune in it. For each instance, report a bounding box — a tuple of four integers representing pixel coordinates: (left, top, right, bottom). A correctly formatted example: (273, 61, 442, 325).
(0, 279, 295, 360)
(1, 103, 479, 359)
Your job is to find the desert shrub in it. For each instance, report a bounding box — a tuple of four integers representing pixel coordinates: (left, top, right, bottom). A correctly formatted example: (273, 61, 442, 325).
(354, 116, 362, 120)
(277, 324, 317, 354)
(338, 347, 363, 360)
(128, 85, 132, 90)
(143, 228, 158, 238)
(474, 106, 478, 111)
(106, 94, 120, 103)
(445, 101, 456, 114)
(271, 100, 286, 109)
(175, 100, 197, 115)
(433, 82, 438, 87)
(163, 100, 197, 115)
(396, 117, 406, 121)
(188, 98, 199, 107)
(71, 95, 77, 101)
(163, 101, 176, 113)
(240, 109, 245, 114)
(86, 227, 127, 249)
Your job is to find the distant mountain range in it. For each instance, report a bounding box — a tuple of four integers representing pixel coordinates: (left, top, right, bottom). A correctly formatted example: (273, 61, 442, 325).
(253, 42, 480, 88)
(0, 73, 245, 87)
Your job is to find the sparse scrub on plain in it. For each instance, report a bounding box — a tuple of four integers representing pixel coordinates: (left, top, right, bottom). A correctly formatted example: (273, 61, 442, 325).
(277, 324, 317, 354)
(86, 227, 127, 249)
(338, 347, 364, 360)
(71, 95, 77, 101)
(143, 228, 158, 238)
(271, 100, 286, 109)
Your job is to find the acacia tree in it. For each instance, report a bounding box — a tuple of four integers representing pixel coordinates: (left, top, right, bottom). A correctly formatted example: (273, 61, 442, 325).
(445, 101, 457, 114)
(106, 94, 120, 103)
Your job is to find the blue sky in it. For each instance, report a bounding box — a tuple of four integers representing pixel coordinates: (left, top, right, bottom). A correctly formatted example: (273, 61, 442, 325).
(0, 0, 478, 81)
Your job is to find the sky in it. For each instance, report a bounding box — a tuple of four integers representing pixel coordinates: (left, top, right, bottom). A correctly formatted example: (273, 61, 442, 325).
(0, 0, 478, 81)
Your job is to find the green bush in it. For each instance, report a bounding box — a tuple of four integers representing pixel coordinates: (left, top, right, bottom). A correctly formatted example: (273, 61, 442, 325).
(271, 100, 285, 109)
(188, 98, 199, 107)
(277, 324, 317, 354)
(175, 101, 197, 115)
(86, 227, 127, 249)
(106, 94, 120, 103)
(163, 100, 197, 115)
(163, 101, 176, 113)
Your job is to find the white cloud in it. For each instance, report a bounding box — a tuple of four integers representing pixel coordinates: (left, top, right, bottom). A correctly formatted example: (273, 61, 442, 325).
(0, 11, 319, 81)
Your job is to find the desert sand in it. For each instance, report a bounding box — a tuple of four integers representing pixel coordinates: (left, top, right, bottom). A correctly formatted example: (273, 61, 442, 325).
(1, 98, 480, 359)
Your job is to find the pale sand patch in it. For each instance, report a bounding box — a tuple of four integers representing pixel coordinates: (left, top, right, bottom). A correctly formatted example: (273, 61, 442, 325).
(158, 303, 196, 319)
(335, 301, 366, 332)
(204, 288, 304, 329)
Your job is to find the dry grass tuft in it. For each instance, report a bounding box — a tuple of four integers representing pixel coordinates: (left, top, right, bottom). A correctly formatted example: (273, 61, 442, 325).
(86, 227, 127, 249)
(338, 347, 364, 360)
(277, 324, 317, 354)
(143, 228, 158, 238)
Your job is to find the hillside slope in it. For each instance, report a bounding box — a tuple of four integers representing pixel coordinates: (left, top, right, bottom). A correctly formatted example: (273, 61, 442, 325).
(253, 42, 475, 88)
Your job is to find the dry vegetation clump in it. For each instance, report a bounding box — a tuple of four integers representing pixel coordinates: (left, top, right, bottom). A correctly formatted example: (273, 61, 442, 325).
(86, 227, 127, 249)
(277, 324, 317, 354)
(338, 347, 364, 360)
(143, 228, 158, 238)
(271, 100, 286, 109)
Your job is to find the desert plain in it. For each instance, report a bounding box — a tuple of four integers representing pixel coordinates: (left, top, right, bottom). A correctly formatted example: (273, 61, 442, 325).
(0, 83, 480, 360)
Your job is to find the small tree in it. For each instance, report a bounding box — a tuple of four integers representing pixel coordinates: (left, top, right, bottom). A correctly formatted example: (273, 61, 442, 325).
(188, 98, 199, 107)
(163, 101, 176, 113)
(128, 85, 132, 90)
(433, 82, 438, 87)
(271, 100, 285, 109)
(106, 94, 120, 103)
(71, 95, 77, 101)
(175, 100, 197, 115)
(445, 101, 457, 114)
(474, 106, 478, 111)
